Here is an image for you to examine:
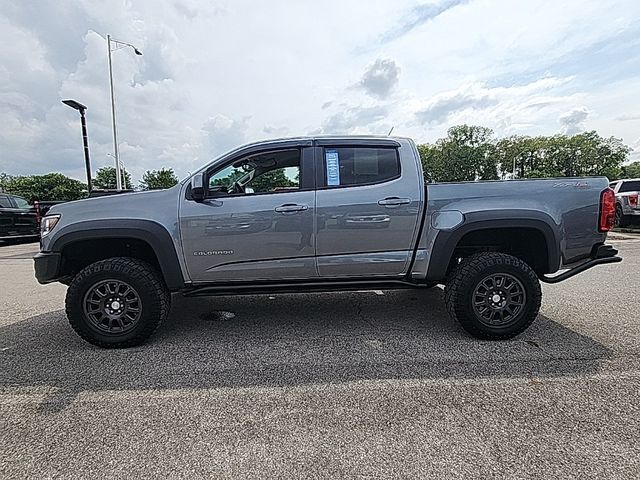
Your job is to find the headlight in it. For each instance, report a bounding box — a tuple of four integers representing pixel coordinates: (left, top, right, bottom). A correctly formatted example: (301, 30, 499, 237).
(41, 215, 61, 236)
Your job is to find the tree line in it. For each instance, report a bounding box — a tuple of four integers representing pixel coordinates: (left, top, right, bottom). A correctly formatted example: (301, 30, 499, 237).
(418, 125, 635, 183)
(0, 167, 179, 203)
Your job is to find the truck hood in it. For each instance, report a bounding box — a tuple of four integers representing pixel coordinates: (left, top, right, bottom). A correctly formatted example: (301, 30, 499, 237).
(48, 185, 181, 223)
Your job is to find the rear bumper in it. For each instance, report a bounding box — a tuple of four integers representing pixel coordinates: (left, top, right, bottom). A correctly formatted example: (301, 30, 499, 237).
(34, 252, 61, 284)
(540, 244, 621, 284)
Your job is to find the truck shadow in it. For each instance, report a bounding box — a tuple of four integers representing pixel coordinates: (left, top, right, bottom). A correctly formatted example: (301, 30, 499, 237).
(0, 288, 612, 413)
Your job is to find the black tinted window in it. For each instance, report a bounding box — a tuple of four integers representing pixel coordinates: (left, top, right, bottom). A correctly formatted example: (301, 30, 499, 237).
(619, 181, 640, 193)
(13, 196, 30, 209)
(0, 196, 11, 208)
(324, 147, 400, 187)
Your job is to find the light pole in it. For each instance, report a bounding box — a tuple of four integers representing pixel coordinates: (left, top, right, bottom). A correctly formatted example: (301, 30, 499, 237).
(107, 34, 142, 190)
(107, 153, 128, 189)
(62, 99, 92, 193)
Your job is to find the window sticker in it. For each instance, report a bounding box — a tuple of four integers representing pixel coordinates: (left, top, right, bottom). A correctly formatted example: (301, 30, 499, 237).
(325, 150, 340, 186)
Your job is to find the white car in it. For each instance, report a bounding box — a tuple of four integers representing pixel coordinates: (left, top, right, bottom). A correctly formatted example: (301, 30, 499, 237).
(610, 179, 640, 227)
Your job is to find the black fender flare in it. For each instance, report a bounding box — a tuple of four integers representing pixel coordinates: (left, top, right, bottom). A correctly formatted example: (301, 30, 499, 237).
(425, 212, 560, 282)
(50, 219, 185, 290)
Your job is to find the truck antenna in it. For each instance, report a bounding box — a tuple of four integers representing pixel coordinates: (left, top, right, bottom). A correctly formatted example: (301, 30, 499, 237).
(387, 126, 394, 136)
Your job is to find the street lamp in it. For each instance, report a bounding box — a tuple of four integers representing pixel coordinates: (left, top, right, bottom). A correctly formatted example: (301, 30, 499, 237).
(62, 99, 92, 193)
(107, 34, 142, 190)
(107, 153, 128, 189)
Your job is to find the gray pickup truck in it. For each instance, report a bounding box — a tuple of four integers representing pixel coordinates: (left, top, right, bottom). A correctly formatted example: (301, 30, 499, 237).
(35, 136, 621, 348)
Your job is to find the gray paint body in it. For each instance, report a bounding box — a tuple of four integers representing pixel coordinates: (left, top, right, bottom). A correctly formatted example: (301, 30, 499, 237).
(40, 136, 608, 290)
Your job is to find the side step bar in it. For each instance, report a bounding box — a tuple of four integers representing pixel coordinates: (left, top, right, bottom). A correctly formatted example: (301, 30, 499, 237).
(183, 278, 424, 297)
(540, 244, 622, 284)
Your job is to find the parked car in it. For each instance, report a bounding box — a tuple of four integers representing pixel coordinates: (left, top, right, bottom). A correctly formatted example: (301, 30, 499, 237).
(35, 136, 621, 348)
(0, 193, 39, 242)
(609, 178, 640, 227)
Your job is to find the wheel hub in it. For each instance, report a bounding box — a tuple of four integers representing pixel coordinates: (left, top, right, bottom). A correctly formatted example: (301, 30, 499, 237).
(472, 273, 526, 326)
(83, 280, 142, 333)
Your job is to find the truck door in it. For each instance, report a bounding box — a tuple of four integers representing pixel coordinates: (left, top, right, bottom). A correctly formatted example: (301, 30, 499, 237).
(9, 196, 38, 236)
(0, 195, 14, 238)
(314, 140, 423, 277)
(180, 144, 317, 282)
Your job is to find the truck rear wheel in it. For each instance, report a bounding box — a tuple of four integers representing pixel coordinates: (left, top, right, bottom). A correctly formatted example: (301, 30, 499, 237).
(445, 252, 541, 340)
(65, 257, 170, 348)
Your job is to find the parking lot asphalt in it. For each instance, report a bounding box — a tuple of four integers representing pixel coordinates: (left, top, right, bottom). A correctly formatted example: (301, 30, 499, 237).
(1, 239, 639, 479)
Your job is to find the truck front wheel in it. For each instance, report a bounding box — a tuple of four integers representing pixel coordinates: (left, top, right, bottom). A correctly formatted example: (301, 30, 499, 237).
(445, 252, 541, 340)
(65, 257, 170, 348)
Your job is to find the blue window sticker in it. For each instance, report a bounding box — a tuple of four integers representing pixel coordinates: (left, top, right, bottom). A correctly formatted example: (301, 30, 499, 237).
(325, 150, 340, 186)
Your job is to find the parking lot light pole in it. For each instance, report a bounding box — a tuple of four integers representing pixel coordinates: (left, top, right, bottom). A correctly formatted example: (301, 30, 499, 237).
(107, 34, 142, 190)
(62, 99, 92, 193)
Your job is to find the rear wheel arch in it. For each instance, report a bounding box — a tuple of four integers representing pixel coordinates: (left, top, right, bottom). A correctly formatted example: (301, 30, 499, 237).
(426, 216, 559, 281)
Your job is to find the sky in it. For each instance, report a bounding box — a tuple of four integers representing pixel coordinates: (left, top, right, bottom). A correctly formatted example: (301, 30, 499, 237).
(1, 0, 640, 183)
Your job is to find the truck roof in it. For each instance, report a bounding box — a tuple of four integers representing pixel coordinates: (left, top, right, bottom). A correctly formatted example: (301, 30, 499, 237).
(240, 134, 412, 146)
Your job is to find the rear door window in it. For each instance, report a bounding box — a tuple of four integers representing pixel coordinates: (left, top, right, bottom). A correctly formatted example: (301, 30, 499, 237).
(619, 181, 640, 193)
(323, 147, 400, 187)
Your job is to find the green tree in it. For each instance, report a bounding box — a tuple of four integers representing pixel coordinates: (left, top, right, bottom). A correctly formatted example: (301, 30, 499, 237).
(249, 169, 297, 192)
(496, 136, 556, 179)
(418, 125, 499, 182)
(140, 168, 179, 190)
(0, 172, 13, 192)
(93, 166, 132, 190)
(621, 161, 640, 179)
(495, 132, 628, 179)
(0, 173, 86, 203)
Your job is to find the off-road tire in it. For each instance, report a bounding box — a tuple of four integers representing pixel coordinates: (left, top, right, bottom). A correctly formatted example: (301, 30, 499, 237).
(445, 252, 541, 340)
(66, 257, 170, 348)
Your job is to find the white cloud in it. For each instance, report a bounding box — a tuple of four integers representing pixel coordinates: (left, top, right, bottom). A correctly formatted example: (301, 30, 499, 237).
(202, 114, 250, 158)
(408, 76, 579, 134)
(616, 114, 640, 122)
(318, 105, 390, 134)
(559, 107, 589, 135)
(372, 0, 470, 46)
(358, 58, 401, 99)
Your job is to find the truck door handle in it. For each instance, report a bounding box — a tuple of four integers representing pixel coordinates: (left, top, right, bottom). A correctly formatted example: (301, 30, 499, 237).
(378, 197, 411, 207)
(275, 203, 308, 213)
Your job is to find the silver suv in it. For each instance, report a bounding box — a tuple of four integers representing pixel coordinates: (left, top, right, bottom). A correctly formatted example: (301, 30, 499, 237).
(610, 179, 640, 227)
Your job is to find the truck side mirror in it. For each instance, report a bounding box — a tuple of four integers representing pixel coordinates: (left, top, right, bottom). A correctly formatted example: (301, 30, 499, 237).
(190, 173, 205, 202)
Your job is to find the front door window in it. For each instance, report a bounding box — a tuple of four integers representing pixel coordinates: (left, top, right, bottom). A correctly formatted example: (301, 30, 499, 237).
(207, 149, 301, 197)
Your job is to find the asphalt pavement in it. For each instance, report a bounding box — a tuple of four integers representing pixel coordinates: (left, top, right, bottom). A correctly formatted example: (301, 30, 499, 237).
(1, 238, 639, 478)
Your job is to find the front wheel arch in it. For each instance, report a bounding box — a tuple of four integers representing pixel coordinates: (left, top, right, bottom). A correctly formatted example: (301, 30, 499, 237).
(50, 220, 185, 291)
